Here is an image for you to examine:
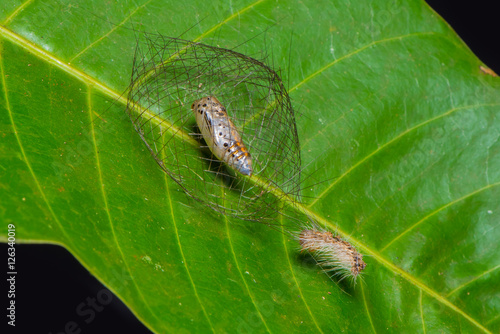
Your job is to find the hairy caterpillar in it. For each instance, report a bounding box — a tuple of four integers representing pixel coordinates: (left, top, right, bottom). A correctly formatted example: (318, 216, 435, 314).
(192, 96, 253, 176)
(298, 228, 366, 284)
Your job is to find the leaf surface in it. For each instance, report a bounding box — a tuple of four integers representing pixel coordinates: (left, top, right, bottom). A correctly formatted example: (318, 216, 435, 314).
(1, 0, 499, 332)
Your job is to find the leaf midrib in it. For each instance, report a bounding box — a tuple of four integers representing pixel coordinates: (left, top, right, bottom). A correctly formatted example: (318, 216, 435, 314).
(0, 20, 492, 334)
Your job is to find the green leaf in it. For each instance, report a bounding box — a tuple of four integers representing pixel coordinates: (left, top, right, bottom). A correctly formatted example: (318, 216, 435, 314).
(1, 0, 499, 332)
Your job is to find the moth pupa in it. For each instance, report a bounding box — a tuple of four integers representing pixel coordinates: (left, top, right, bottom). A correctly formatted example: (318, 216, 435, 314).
(126, 32, 301, 222)
(192, 96, 252, 176)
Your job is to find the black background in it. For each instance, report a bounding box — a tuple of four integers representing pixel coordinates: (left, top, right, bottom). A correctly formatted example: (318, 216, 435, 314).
(426, 0, 499, 73)
(3, 1, 498, 333)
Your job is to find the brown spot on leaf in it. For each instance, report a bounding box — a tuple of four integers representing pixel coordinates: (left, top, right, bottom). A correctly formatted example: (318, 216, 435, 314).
(480, 65, 498, 77)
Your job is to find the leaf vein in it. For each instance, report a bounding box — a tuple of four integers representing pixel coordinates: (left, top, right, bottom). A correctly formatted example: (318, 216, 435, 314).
(446, 263, 500, 297)
(280, 221, 324, 333)
(192, 0, 268, 43)
(360, 283, 376, 333)
(289, 31, 437, 93)
(420, 289, 426, 334)
(223, 214, 272, 333)
(307, 103, 500, 208)
(2, 0, 35, 25)
(69, 0, 154, 63)
(87, 87, 161, 325)
(160, 126, 215, 332)
(381, 181, 500, 252)
(0, 45, 71, 243)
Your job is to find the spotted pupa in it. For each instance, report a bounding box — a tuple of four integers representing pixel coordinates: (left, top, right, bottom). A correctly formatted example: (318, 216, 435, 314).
(125, 31, 301, 222)
(192, 96, 252, 176)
